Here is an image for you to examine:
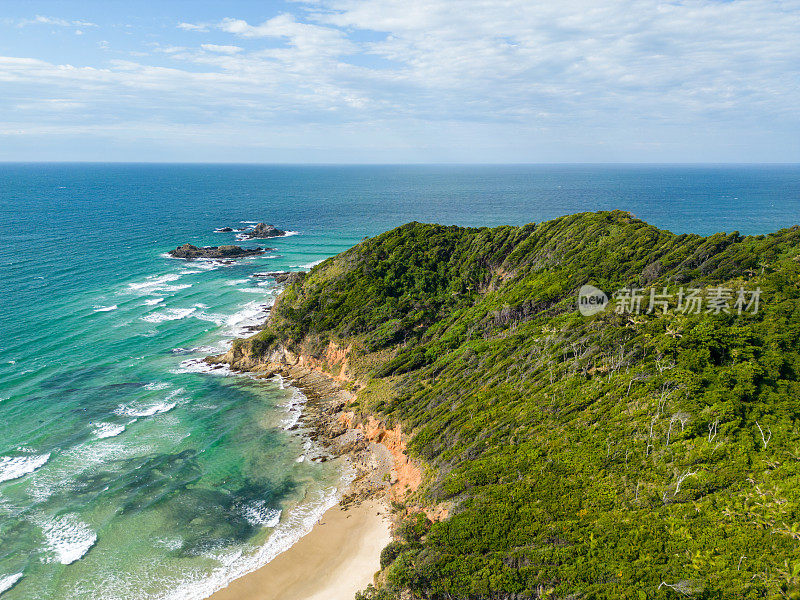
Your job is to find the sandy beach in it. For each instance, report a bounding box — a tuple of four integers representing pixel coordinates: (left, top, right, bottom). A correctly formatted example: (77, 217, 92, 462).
(207, 498, 391, 600)
(202, 348, 419, 600)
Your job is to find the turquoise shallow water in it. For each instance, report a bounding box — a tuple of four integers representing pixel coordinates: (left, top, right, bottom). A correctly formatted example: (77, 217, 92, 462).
(0, 164, 798, 599)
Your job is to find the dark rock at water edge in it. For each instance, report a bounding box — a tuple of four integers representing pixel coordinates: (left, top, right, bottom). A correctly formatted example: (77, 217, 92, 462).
(251, 271, 306, 285)
(169, 244, 267, 259)
(240, 223, 286, 239)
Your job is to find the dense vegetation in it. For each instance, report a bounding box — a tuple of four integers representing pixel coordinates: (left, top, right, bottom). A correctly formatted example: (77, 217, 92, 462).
(244, 211, 800, 599)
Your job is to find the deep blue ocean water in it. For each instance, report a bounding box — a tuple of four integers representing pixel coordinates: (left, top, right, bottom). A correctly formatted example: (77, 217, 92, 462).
(0, 164, 798, 599)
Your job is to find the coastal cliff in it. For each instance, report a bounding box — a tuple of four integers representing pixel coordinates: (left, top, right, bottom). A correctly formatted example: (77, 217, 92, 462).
(208, 338, 427, 512)
(213, 211, 800, 599)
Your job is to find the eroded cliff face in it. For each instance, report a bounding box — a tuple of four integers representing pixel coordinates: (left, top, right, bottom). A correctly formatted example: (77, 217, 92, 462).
(207, 339, 295, 373)
(211, 339, 355, 380)
(338, 413, 422, 502)
(208, 337, 446, 518)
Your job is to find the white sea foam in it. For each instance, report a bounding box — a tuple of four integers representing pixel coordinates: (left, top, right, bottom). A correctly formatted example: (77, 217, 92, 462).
(191, 300, 273, 339)
(93, 305, 118, 312)
(162, 284, 193, 292)
(62, 441, 141, 468)
(0, 453, 51, 484)
(171, 345, 220, 355)
(171, 359, 235, 376)
(155, 479, 349, 600)
(141, 307, 197, 324)
(279, 388, 307, 430)
(282, 230, 300, 237)
(155, 537, 184, 551)
(115, 389, 182, 418)
(143, 298, 164, 306)
(224, 301, 273, 337)
(291, 259, 324, 269)
(128, 273, 182, 292)
(28, 440, 145, 504)
(39, 513, 97, 565)
(240, 501, 282, 527)
(115, 401, 177, 418)
(144, 381, 170, 391)
(92, 422, 126, 439)
(190, 260, 224, 271)
(192, 311, 226, 327)
(194, 258, 237, 270)
(0, 573, 22, 595)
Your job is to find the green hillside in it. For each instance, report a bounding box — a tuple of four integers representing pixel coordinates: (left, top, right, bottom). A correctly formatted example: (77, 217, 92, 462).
(238, 211, 800, 599)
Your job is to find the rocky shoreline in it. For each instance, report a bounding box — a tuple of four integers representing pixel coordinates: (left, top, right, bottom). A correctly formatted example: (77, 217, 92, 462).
(251, 271, 304, 285)
(204, 348, 412, 509)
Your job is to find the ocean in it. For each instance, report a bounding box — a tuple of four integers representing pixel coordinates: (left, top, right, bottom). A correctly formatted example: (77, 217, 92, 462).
(0, 164, 798, 599)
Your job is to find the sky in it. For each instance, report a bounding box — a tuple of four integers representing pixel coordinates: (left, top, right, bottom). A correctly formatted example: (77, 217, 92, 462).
(0, 0, 798, 163)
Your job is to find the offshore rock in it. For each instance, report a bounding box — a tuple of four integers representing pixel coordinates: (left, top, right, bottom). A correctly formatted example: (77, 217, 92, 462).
(239, 223, 286, 239)
(168, 244, 265, 259)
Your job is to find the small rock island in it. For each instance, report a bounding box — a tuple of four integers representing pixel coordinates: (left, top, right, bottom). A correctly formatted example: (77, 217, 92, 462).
(168, 244, 266, 259)
(239, 223, 286, 239)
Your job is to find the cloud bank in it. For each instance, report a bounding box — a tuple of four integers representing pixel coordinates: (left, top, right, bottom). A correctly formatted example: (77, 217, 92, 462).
(1, 0, 798, 162)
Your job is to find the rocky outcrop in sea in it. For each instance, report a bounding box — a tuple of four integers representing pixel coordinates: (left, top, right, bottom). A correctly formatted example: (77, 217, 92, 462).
(238, 223, 286, 239)
(168, 244, 266, 259)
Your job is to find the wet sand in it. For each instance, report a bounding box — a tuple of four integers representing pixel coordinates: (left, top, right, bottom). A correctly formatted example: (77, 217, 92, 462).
(207, 499, 390, 600)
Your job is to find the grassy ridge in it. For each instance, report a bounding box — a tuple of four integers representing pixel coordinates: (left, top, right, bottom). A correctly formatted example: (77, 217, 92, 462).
(245, 211, 800, 599)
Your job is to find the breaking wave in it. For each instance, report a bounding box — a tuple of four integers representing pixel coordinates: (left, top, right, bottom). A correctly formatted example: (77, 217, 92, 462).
(0, 453, 51, 484)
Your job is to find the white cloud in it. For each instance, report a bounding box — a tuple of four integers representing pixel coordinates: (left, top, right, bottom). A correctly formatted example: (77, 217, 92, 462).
(216, 14, 355, 56)
(1, 1, 799, 161)
(15, 98, 86, 111)
(201, 44, 243, 54)
(19, 15, 97, 28)
(177, 22, 209, 32)
(31, 16, 72, 27)
(153, 45, 188, 54)
(297, 0, 800, 134)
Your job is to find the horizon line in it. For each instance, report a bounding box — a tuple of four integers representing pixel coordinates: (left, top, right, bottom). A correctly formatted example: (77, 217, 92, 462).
(1, 161, 799, 167)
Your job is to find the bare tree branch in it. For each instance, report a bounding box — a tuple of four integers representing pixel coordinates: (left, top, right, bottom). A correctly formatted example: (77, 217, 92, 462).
(755, 421, 772, 450)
